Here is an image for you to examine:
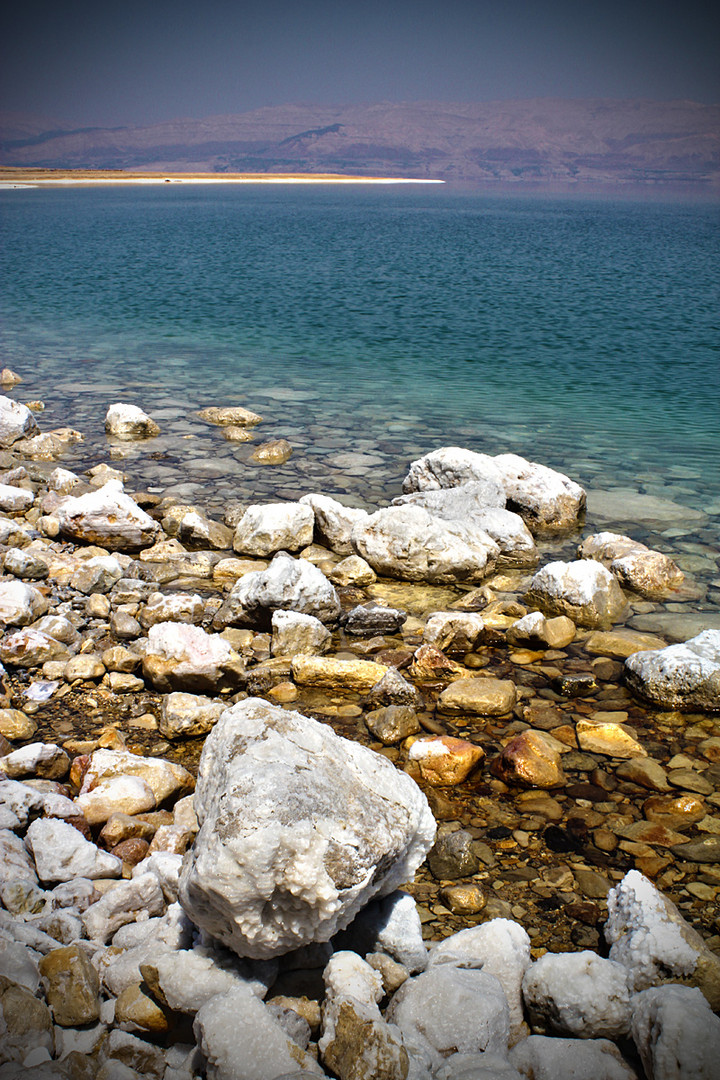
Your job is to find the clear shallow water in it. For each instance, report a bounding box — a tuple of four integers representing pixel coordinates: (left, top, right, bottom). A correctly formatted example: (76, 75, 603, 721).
(1, 186, 718, 609)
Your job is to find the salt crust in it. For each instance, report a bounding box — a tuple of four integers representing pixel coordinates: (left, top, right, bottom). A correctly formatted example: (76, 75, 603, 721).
(529, 559, 618, 606)
(630, 984, 720, 1080)
(522, 950, 631, 1039)
(508, 1035, 638, 1080)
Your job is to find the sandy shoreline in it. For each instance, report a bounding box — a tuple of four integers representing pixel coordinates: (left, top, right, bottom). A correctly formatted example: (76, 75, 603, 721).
(0, 168, 444, 189)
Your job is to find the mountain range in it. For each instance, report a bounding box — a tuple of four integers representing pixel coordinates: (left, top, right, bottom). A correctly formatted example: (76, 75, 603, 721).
(1, 99, 718, 189)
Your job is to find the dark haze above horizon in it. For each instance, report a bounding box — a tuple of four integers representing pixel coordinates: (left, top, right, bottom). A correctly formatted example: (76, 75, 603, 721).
(1, 0, 718, 130)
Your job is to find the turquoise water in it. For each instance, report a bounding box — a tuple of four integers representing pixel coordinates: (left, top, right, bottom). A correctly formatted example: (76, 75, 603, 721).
(1, 186, 718, 537)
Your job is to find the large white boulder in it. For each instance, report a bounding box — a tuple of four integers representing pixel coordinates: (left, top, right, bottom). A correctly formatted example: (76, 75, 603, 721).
(522, 950, 631, 1040)
(402, 447, 506, 502)
(55, 479, 161, 551)
(0, 581, 50, 628)
(178, 698, 435, 959)
(142, 621, 244, 693)
(0, 395, 39, 447)
(525, 560, 628, 628)
(299, 493, 371, 555)
(233, 502, 315, 556)
(105, 402, 160, 439)
(604, 870, 720, 1009)
(351, 504, 499, 585)
(508, 1035, 637, 1080)
(624, 630, 720, 713)
(214, 552, 341, 630)
(630, 984, 720, 1080)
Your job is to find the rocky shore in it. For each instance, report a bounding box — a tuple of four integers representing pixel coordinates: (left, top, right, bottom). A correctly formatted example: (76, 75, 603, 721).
(0, 382, 719, 1079)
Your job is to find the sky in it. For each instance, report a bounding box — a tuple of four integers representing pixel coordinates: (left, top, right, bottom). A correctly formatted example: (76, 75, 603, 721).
(1, 0, 718, 129)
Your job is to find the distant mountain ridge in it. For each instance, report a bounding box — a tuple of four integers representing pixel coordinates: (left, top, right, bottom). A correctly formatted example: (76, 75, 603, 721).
(1, 99, 718, 188)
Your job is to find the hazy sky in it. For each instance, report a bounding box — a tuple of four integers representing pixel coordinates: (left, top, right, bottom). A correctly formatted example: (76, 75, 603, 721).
(2, 0, 718, 128)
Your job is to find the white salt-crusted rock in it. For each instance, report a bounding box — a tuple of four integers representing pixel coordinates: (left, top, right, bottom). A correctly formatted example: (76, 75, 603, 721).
(25, 818, 122, 883)
(105, 403, 160, 439)
(82, 873, 166, 943)
(0, 395, 39, 447)
(436, 1054, 524, 1080)
(522, 950, 631, 1039)
(214, 552, 341, 629)
(76, 775, 157, 825)
(0, 778, 45, 831)
(423, 612, 486, 654)
(386, 965, 510, 1075)
(0, 939, 42, 993)
(395, 484, 538, 566)
(630, 984, 720, 1080)
(55, 480, 161, 551)
(179, 698, 435, 959)
(69, 553, 123, 594)
(0, 742, 69, 780)
(139, 947, 270, 1014)
(352, 504, 499, 585)
(0, 829, 38, 884)
(0, 581, 50, 628)
(194, 984, 324, 1079)
(233, 502, 315, 556)
(0, 483, 34, 512)
(605, 870, 720, 1009)
(624, 630, 720, 713)
(132, 852, 184, 903)
(402, 447, 506, 500)
(159, 692, 225, 739)
(78, 748, 193, 806)
(525, 560, 628, 628)
(508, 1035, 637, 1079)
(138, 591, 206, 629)
(428, 919, 531, 1042)
(271, 609, 332, 657)
(299, 493, 371, 555)
(142, 621, 244, 693)
(334, 891, 428, 974)
(0, 627, 71, 668)
(578, 532, 684, 599)
(319, 951, 408, 1080)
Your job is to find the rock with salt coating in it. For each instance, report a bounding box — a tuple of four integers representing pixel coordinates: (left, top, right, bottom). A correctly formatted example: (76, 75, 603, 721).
(194, 984, 323, 1079)
(423, 612, 486, 654)
(508, 1035, 637, 1079)
(140, 948, 269, 1014)
(105, 403, 160, 439)
(351, 504, 499, 585)
(55, 480, 160, 551)
(436, 1055, 524, 1080)
(408, 736, 484, 786)
(428, 919, 531, 1043)
(386, 965, 510, 1075)
(0, 829, 38, 884)
(25, 818, 122, 883)
(0, 395, 39, 447)
(0, 627, 70, 668)
(0, 581, 50, 628)
(319, 951, 408, 1080)
(159, 692, 225, 739)
(138, 592, 206, 629)
(178, 698, 435, 959)
(214, 552, 341, 629)
(271, 609, 331, 657)
(630, 984, 720, 1080)
(0, 484, 34, 512)
(624, 630, 720, 713)
(76, 775, 157, 825)
(522, 950, 631, 1039)
(525, 560, 628, 629)
(300, 493, 371, 555)
(233, 502, 314, 557)
(78, 747, 193, 806)
(578, 532, 684, 599)
(604, 869, 720, 1009)
(334, 891, 428, 974)
(506, 610, 576, 650)
(82, 873, 165, 943)
(142, 621, 244, 693)
(0, 741, 69, 780)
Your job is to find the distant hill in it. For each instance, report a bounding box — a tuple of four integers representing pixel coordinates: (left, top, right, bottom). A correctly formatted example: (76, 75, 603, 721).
(1, 99, 718, 189)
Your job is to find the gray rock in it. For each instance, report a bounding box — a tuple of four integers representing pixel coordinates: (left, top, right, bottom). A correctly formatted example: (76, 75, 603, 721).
(214, 552, 341, 630)
(625, 630, 720, 712)
(270, 609, 331, 657)
(365, 706, 420, 745)
(0, 395, 39, 447)
(0, 581, 50, 628)
(343, 604, 407, 636)
(299, 493, 371, 556)
(233, 502, 314, 557)
(525, 560, 628, 629)
(427, 830, 479, 880)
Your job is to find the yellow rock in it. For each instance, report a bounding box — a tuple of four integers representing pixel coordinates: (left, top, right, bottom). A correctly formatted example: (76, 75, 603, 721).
(291, 655, 389, 692)
(408, 735, 484, 786)
(437, 677, 516, 716)
(196, 405, 262, 426)
(250, 438, 293, 464)
(114, 983, 171, 1034)
(584, 629, 667, 659)
(490, 730, 565, 789)
(576, 718, 647, 759)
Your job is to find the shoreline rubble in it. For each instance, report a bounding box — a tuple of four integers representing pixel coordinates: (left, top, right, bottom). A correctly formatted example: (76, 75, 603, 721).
(0, 385, 719, 1078)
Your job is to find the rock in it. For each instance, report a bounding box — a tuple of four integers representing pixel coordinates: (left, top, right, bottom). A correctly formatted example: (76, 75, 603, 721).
(139, 947, 267, 1014)
(605, 870, 720, 1009)
(65, 653, 106, 682)
(0, 368, 22, 386)
(587, 487, 708, 528)
(624, 630, 720, 712)
(522, 950, 631, 1039)
(0, 581, 50, 628)
(365, 706, 420, 745)
(299, 494, 371, 556)
(142, 621, 245, 694)
(178, 698, 435, 958)
(319, 952, 408, 1080)
(423, 612, 486, 654)
(0, 829, 38, 884)
(584, 628, 668, 659)
(351, 504, 499, 585)
(0, 395, 39, 447)
(437, 677, 516, 716)
(76, 775, 157, 825)
(3, 547, 49, 580)
(579, 531, 685, 599)
(114, 982, 171, 1034)
(327, 555, 377, 587)
(173, 508, 233, 550)
(55, 480, 161, 551)
(630, 984, 720, 1080)
(408, 736, 484, 786)
(344, 604, 407, 636)
(233, 502, 314, 556)
(427, 830, 479, 879)
(0, 483, 34, 512)
(386, 965, 510, 1074)
(615, 758, 670, 792)
(364, 669, 423, 709)
(82, 873, 166, 943)
(508, 1035, 637, 1080)
(292, 655, 389, 693)
(222, 424, 256, 442)
(0, 777, 45, 830)
(38, 945, 101, 1026)
(642, 793, 705, 828)
(395, 485, 538, 566)
(334, 890, 428, 974)
(0, 974, 54, 1065)
(214, 552, 341, 630)
(271, 609, 331, 657)
(105, 403, 160, 439)
(525, 560, 628, 629)
(158, 692, 225, 739)
(0, 709, 37, 741)
(69, 554, 123, 594)
(138, 591, 206, 629)
(196, 404, 263, 426)
(0, 742, 69, 780)
(78, 748, 193, 807)
(410, 643, 467, 682)
(25, 816, 122, 882)
(402, 447, 506, 503)
(194, 984, 323, 1079)
(491, 731, 565, 789)
(250, 438, 293, 464)
(670, 836, 720, 862)
(439, 883, 487, 915)
(575, 719, 647, 759)
(506, 611, 575, 650)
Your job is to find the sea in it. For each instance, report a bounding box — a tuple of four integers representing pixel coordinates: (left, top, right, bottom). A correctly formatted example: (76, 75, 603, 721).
(1, 184, 718, 629)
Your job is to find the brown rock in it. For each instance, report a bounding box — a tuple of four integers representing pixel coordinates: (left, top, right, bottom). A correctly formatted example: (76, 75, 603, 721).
(250, 439, 293, 465)
(0, 708, 37, 741)
(490, 730, 565, 789)
(643, 793, 706, 829)
(616, 821, 688, 848)
(321, 999, 409, 1080)
(437, 677, 516, 717)
(583, 628, 668, 659)
(114, 982, 172, 1034)
(409, 644, 468, 682)
(39, 945, 100, 1026)
(0, 975, 53, 1063)
(576, 718, 647, 759)
(110, 837, 151, 866)
(615, 758, 670, 792)
(99, 813, 158, 847)
(439, 883, 487, 914)
(408, 736, 484, 786)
